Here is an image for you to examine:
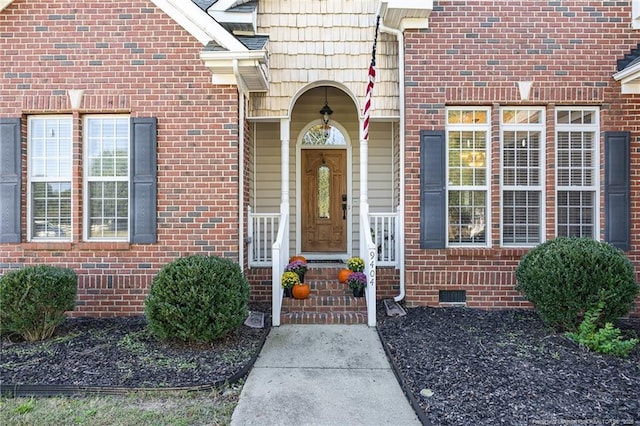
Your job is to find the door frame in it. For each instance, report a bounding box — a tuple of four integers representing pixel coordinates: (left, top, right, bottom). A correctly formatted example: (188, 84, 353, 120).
(295, 119, 353, 259)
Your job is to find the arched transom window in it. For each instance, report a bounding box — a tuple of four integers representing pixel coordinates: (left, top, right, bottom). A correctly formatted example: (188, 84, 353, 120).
(302, 123, 346, 146)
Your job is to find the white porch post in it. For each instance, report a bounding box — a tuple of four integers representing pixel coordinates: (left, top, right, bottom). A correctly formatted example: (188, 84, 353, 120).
(280, 119, 290, 205)
(360, 122, 377, 327)
(272, 119, 291, 326)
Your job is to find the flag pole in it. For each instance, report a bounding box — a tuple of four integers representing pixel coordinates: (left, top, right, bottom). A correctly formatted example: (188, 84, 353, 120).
(363, 15, 380, 142)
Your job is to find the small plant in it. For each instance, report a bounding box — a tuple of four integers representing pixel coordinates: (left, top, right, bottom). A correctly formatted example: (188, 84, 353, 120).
(346, 271, 367, 291)
(346, 257, 365, 272)
(285, 260, 308, 279)
(566, 303, 639, 357)
(281, 271, 300, 289)
(14, 398, 35, 414)
(144, 255, 249, 343)
(0, 265, 77, 341)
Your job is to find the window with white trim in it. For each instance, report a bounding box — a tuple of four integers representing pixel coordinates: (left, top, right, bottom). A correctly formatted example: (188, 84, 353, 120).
(555, 107, 599, 238)
(446, 107, 490, 246)
(84, 116, 130, 240)
(27, 116, 73, 241)
(500, 107, 545, 246)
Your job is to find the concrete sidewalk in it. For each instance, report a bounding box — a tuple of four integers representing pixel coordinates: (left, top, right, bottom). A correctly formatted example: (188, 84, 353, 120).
(231, 324, 421, 426)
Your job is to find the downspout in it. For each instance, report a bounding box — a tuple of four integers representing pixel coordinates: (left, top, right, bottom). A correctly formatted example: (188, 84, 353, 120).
(233, 60, 247, 271)
(378, 19, 406, 303)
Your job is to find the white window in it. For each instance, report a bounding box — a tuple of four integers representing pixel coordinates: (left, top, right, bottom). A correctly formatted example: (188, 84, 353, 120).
(446, 107, 490, 246)
(27, 116, 73, 241)
(555, 107, 599, 239)
(84, 116, 130, 240)
(500, 107, 545, 246)
(633, 0, 640, 29)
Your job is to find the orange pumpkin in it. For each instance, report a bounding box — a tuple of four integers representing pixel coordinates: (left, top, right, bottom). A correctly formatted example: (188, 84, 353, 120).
(338, 268, 352, 283)
(292, 283, 310, 299)
(289, 255, 307, 264)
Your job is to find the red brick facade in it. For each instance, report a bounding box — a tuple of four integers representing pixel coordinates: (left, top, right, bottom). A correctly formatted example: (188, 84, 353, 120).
(0, 1, 241, 316)
(1, 0, 639, 318)
(402, 1, 640, 316)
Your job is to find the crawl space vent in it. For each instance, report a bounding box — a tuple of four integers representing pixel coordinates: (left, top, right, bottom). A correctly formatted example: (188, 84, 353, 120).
(439, 290, 466, 304)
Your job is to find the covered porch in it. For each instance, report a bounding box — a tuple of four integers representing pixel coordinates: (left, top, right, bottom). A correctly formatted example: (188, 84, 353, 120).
(245, 84, 402, 326)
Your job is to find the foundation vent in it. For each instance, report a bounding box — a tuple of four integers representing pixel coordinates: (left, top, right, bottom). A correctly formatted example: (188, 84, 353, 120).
(439, 290, 466, 305)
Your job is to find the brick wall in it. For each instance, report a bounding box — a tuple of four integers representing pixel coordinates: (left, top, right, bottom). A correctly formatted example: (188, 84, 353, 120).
(402, 0, 640, 317)
(0, 0, 241, 316)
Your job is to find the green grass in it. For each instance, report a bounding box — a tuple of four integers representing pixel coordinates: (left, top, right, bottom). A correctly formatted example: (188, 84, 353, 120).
(0, 385, 242, 426)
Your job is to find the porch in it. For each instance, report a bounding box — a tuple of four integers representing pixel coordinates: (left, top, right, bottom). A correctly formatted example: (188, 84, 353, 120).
(245, 85, 402, 327)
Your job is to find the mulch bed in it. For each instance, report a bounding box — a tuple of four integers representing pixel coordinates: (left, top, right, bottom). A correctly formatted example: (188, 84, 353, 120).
(1, 304, 271, 390)
(2, 302, 639, 425)
(377, 306, 640, 426)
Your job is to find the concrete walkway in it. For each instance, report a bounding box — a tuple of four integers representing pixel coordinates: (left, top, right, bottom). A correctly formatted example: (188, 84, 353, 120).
(231, 324, 421, 426)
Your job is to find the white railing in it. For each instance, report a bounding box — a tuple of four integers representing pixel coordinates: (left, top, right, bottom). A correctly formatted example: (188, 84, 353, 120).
(369, 208, 399, 267)
(360, 203, 378, 327)
(270, 205, 289, 327)
(247, 206, 280, 267)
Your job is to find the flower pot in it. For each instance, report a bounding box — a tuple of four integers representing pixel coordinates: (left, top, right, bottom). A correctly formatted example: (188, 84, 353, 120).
(338, 268, 351, 283)
(283, 287, 293, 298)
(292, 283, 310, 300)
(296, 272, 305, 283)
(352, 287, 365, 298)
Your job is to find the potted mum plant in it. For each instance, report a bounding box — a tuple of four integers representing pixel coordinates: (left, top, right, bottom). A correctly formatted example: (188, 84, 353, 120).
(346, 256, 365, 272)
(285, 259, 308, 282)
(281, 271, 299, 298)
(346, 271, 367, 297)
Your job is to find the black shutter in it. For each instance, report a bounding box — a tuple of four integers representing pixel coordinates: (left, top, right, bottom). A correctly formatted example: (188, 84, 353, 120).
(130, 117, 157, 244)
(0, 118, 22, 243)
(420, 130, 446, 249)
(604, 131, 630, 251)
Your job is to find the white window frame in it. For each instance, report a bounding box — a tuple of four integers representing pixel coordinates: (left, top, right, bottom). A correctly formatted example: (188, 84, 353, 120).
(445, 106, 491, 248)
(27, 115, 73, 242)
(633, 0, 640, 29)
(499, 107, 546, 247)
(83, 115, 131, 242)
(554, 106, 600, 239)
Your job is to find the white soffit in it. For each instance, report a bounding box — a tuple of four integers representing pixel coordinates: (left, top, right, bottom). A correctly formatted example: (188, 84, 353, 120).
(379, 0, 433, 30)
(0, 0, 15, 12)
(150, 0, 246, 51)
(614, 62, 640, 94)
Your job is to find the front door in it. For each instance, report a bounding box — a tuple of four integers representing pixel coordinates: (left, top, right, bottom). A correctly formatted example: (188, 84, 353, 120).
(301, 149, 347, 252)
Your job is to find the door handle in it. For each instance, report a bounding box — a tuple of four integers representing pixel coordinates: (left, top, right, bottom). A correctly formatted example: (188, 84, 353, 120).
(341, 194, 347, 220)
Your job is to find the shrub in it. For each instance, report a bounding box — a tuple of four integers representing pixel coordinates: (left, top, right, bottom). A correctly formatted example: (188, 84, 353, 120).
(144, 255, 250, 343)
(0, 265, 77, 341)
(515, 237, 639, 331)
(566, 303, 638, 357)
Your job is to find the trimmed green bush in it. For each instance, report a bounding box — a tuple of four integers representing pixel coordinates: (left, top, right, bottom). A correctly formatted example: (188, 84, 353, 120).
(144, 255, 250, 343)
(515, 237, 638, 331)
(0, 265, 77, 341)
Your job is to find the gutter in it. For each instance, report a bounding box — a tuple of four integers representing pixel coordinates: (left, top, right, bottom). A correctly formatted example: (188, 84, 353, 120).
(234, 60, 248, 271)
(377, 15, 406, 303)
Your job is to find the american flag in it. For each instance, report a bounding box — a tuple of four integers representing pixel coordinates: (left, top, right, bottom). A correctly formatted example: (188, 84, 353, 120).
(363, 15, 380, 142)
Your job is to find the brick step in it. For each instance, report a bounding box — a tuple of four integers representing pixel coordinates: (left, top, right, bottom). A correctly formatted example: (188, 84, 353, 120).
(280, 311, 367, 325)
(300, 266, 347, 281)
(281, 293, 366, 312)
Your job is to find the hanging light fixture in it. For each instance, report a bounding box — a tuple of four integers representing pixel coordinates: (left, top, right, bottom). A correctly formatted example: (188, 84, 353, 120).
(319, 86, 333, 131)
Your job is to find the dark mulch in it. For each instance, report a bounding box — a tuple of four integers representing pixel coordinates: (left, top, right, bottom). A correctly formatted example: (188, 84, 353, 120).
(2, 302, 639, 425)
(0, 303, 271, 390)
(378, 305, 640, 426)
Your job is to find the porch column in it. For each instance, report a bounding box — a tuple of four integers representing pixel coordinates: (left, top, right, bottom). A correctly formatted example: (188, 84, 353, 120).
(280, 119, 290, 205)
(359, 136, 368, 207)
